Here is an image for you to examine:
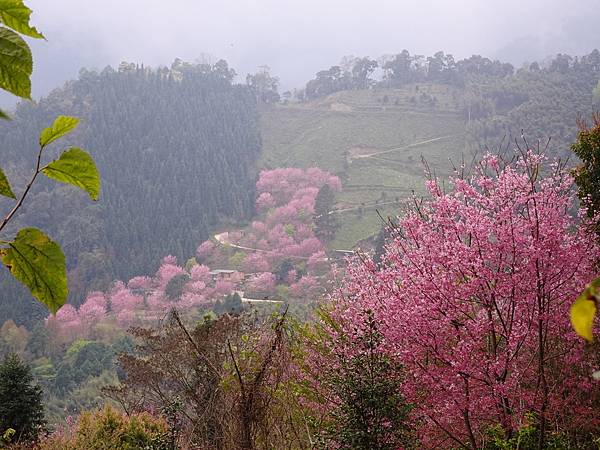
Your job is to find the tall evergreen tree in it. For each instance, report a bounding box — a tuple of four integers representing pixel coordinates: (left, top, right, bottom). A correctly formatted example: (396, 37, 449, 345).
(306, 310, 414, 450)
(0, 354, 45, 441)
(314, 184, 340, 242)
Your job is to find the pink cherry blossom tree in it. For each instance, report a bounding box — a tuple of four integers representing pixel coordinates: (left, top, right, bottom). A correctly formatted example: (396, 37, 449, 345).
(246, 272, 277, 297)
(285, 269, 297, 285)
(54, 304, 78, 324)
(156, 259, 186, 289)
(127, 276, 153, 291)
(333, 152, 600, 449)
(48, 304, 83, 340)
(243, 253, 271, 273)
(213, 279, 235, 297)
(110, 287, 144, 314)
(289, 275, 321, 298)
(79, 301, 106, 324)
(179, 292, 209, 308)
(190, 264, 212, 284)
(196, 240, 216, 261)
(256, 167, 341, 205)
(256, 192, 276, 211)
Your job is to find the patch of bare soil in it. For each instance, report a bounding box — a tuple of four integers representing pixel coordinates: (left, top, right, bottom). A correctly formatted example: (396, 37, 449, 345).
(348, 146, 379, 159)
(329, 101, 353, 112)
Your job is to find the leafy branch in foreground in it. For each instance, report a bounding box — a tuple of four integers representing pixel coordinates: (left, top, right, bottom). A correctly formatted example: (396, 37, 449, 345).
(0, 0, 44, 117)
(0, 116, 101, 313)
(0, 1, 101, 313)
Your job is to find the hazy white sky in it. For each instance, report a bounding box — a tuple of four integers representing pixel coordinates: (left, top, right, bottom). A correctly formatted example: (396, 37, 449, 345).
(19, 0, 600, 97)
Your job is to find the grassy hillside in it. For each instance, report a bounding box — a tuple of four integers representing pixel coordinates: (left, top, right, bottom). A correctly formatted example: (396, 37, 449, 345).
(259, 83, 470, 249)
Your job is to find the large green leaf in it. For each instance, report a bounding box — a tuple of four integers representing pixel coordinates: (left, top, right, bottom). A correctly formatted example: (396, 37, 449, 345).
(0, 166, 15, 198)
(39, 115, 79, 147)
(0, 0, 43, 38)
(0, 108, 9, 119)
(0, 227, 67, 313)
(41, 147, 100, 200)
(0, 26, 31, 98)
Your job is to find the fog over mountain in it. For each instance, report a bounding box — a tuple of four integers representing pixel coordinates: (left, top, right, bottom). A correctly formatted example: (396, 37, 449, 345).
(5, 0, 595, 106)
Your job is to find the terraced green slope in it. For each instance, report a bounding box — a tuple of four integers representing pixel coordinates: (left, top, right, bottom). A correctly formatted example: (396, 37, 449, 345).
(259, 84, 471, 249)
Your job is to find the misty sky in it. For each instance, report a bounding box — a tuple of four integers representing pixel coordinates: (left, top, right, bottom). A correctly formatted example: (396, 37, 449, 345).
(14, 0, 600, 102)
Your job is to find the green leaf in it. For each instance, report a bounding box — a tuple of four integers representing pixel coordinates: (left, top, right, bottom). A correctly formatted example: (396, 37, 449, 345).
(570, 279, 600, 342)
(0, 108, 10, 119)
(39, 115, 79, 147)
(0, 26, 31, 98)
(0, 166, 15, 198)
(41, 147, 100, 200)
(0, 227, 67, 313)
(0, 0, 43, 38)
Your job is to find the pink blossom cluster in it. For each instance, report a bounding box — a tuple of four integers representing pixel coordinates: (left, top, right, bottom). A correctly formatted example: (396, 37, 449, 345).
(245, 272, 277, 297)
(196, 240, 215, 261)
(289, 275, 321, 298)
(255, 167, 342, 206)
(242, 253, 270, 273)
(192, 168, 341, 275)
(332, 153, 600, 448)
(48, 256, 223, 334)
(50, 167, 342, 336)
(238, 168, 341, 267)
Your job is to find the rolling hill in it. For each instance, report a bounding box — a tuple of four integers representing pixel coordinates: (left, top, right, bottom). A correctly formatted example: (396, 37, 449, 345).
(259, 84, 470, 249)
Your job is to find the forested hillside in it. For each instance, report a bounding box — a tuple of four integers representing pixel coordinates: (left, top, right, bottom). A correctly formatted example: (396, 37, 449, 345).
(0, 61, 261, 326)
(2, 51, 598, 326)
